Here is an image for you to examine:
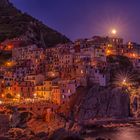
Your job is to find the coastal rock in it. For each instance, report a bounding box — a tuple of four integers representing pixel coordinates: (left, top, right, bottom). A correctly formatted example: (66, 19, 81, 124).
(76, 86, 130, 120)
(0, 114, 10, 134)
(7, 128, 34, 140)
(11, 111, 32, 128)
(10, 111, 20, 128)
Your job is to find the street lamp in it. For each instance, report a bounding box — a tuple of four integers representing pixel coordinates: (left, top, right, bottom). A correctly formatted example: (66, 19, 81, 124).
(122, 79, 127, 86)
(115, 71, 134, 88)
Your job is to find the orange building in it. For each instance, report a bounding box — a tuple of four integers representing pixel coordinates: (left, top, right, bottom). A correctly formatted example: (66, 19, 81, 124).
(51, 86, 64, 105)
(12, 81, 34, 98)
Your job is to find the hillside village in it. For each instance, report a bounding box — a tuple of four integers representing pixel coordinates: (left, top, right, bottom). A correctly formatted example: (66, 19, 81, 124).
(1, 1, 140, 140)
(0, 35, 140, 106)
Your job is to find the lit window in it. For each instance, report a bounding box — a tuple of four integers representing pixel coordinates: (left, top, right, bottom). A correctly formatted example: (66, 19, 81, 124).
(68, 89, 71, 93)
(62, 95, 65, 99)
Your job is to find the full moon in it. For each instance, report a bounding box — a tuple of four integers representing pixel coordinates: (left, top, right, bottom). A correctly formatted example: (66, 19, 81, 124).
(111, 29, 117, 35)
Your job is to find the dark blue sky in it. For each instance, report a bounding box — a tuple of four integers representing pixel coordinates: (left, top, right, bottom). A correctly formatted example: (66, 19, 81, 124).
(11, 0, 140, 43)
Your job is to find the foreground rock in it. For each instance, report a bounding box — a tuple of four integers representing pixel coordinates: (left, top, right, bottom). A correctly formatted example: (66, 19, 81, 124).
(48, 128, 84, 140)
(0, 86, 133, 139)
(0, 114, 10, 134)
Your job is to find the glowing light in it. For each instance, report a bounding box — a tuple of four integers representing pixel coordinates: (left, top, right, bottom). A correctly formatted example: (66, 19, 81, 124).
(34, 93, 37, 98)
(111, 29, 117, 35)
(106, 49, 111, 55)
(17, 94, 20, 99)
(122, 79, 127, 86)
(132, 53, 136, 58)
(81, 70, 84, 74)
(7, 45, 13, 50)
(108, 44, 112, 48)
(5, 61, 16, 67)
(1, 94, 4, 98)
(0, 101, 2, 104)
(114, 71, 134, 87)
(68, 89, 71, 93)
(6, 62, 11, 67)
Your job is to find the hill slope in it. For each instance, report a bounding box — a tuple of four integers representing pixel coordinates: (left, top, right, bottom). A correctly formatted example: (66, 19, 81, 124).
(0, 0, 70, 47)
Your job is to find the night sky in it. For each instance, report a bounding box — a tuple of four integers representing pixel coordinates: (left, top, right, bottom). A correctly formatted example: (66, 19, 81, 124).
(11, 0, 140, 43)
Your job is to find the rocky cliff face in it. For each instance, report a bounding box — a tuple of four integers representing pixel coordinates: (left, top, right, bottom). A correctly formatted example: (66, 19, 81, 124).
(75, 86, 130, 121)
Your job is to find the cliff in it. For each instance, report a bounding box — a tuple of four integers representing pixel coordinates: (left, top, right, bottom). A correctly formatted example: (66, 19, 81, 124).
(74, 86, 130, 121)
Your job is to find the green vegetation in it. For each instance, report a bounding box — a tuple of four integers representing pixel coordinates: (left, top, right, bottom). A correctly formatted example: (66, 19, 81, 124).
(107, 55, 133, 70)
(0, 4, 70, 47)
(107, 55, 133, 83)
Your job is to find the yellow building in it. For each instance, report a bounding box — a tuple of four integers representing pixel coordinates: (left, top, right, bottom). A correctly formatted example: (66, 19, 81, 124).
(35, 78, 54, 100)
(3, 86, 13, 98)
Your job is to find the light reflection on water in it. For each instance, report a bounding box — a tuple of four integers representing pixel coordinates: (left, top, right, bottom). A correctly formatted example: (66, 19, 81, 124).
(85, 126, 140, 140)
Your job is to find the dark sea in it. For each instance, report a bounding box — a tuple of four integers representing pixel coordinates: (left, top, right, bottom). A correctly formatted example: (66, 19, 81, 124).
(85, 125, 140, 140)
